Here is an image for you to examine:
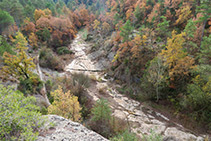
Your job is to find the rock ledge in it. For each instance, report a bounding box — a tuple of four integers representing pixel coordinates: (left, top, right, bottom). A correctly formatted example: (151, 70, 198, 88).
(37, 115, 108, 141)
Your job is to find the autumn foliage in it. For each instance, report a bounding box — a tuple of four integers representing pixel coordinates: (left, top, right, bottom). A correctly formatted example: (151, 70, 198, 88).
(48, 86, 81, 121)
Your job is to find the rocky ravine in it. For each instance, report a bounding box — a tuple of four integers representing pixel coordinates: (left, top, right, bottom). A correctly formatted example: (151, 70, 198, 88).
(40, 34, 207, 140)
(38, 115, 108, 141)
(65, 34, 207, 140)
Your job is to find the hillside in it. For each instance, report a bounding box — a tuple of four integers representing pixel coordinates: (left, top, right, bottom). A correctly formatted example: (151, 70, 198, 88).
(0, 0, 210, 140)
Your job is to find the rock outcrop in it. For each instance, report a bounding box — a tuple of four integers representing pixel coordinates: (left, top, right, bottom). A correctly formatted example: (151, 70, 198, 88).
(38, 115, 108, 141)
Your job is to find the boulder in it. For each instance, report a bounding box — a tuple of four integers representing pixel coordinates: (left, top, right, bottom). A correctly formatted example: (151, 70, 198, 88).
(38, 115, 108, 141)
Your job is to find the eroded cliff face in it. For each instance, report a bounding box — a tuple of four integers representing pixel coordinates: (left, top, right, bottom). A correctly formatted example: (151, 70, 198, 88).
(38, 115, 108, 141)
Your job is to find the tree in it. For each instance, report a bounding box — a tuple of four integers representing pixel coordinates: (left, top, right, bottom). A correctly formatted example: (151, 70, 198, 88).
(198, 34, 211, 64)
(93, 19, 101, 30)
(134, 5, 143, 24)
(175, 5, 192, 26)
(0, 9, 14, 34)
(160, 31, 196, 87)
(34, 9, 51, 22)
(156, 16, 170, 42)
(91, 99, 111, 122)
(196, 0, 211, 49)
(120, 20, 134, 42)
(2, 32, 35, 80)
(28, 32, 38, 49)
(21, 17, 36, 35)
(183, 74, 211, 126)
(0, 84, 44, 140)
(48, 86, 81, 121)
(145, 56, 166, 101)
(184, 19, 198, 54)
(0, 35, 14, 56)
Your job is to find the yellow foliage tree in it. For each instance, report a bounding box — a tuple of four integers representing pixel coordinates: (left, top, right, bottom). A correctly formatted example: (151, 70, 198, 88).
(34, 9, 52, 22)
(175, 5, 192, 26)
(160, 31, 196, 83)
(2, 32, 35, 80)
(48, 86, 81, 121)
(28, 32, 38, 49)
(93, 19, 101, 30)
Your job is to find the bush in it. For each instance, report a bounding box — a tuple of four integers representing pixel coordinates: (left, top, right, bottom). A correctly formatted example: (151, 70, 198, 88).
(142, 129, 163, 141)
(0, 84, 44, 140)
(45, 76, 93, 120)
(72, 73, 91, 88)
(182, 74, 211, 128)
(111, 130, 138, 141)
(57, 47, 73, 55)
(18, 74, 43, 95)
(91, 99, 112, 122)
(36, 28, 50, 42)
(89, 99, 128, 138)
(0, 36, 14, 56)
(39, 47, 64, 71)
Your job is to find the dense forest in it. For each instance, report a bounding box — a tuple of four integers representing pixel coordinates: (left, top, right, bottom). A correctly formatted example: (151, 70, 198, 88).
(0, 0, 210, 140)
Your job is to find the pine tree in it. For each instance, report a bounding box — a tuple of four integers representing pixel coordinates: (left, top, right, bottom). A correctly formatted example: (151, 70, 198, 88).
(120, 20, 134, 42)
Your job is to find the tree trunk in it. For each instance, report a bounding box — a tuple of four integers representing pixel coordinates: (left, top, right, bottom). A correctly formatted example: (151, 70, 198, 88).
(199, 20, 206, 50)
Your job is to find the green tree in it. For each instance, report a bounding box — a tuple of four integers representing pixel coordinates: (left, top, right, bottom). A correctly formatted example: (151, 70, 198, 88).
(0, 35, 14, 56)
(184, 19, 198, 54)
(120, 20, 134, 42)
(0, 84, 44, 140)
(134, 6, 143, 25)
(196, 0, 211, 48)
(156, 16, 170, 42)
(145, 57, 166, 101)
(91, 99, 112, 122)
(0, 9, 14, 34)
(198, 35, 211, 64)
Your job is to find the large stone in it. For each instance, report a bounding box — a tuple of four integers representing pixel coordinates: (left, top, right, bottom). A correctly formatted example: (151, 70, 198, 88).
(37, 115, 108, 141)
(164, 127, 202, 141)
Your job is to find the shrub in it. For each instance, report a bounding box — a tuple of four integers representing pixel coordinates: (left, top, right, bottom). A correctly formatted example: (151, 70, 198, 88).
(0, 84, 44, 140)
(18, 74, 43, 95)
(142, 129, 163, 141)
(111, 130, 138, 141)
(0, 36, 14, 56)
(36, 28, 50, 42)
(72, 73, 91, 88)
(89, 99, 129, 138)
(91, 99, 112, 122)
(48, 86, 81, 121)
(39, 47, 64, 71)
(89, 99, 112, 137)
(45, 76, 93, 120)
(57, 47, 73, 55)
(182, 74, 211, 128)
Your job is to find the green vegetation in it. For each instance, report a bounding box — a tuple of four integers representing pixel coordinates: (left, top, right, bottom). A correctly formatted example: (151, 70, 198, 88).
(111, 130, 138, 141)
(39, 47, 64, 71)
(0, 84, 44, 140)
(0, 9, 14, 34)
(142, 129, 163, 141)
